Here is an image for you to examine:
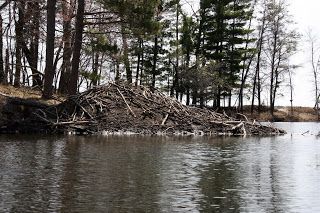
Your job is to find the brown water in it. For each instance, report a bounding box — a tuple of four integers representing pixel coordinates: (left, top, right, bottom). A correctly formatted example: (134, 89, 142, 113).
(0, 123, 320, 212)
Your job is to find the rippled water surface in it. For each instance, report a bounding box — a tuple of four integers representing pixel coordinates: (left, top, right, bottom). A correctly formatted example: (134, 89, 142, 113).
(1, 122, 320, 212)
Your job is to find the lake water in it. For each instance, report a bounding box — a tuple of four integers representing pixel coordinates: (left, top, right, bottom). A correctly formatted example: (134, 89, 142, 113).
(0, 122, 320, 212)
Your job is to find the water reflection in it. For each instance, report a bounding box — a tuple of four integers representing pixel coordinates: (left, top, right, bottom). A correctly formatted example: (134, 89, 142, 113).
(0, 123, 320, 212)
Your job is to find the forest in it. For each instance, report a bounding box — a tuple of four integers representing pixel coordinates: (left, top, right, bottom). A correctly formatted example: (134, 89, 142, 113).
(0, 0, 300, 116)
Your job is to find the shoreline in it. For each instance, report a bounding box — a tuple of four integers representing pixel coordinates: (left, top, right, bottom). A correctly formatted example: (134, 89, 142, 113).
(0, 85, 313, 135)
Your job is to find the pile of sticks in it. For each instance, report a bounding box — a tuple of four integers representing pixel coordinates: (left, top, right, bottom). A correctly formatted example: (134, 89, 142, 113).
(34, 82, 285, 135)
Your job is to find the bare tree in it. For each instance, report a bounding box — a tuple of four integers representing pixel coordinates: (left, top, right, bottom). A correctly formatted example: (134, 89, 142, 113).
(251, 0, 267, 114)
(0, 1, 10, 84)
(264, 0, 299, 115)
(59, 0, 75, 94)
(307, 30, 320, 119)
(0, 14, 4, 84)
(69, 0, 85, 95)
(14, 1, 25, 87)
(42, 0, 57, 98)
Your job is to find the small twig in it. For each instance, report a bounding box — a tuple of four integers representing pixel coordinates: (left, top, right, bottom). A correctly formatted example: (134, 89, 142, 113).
(71, 98, 94, 119)
(223, 110, 231, 119)
(161, 107, 172, 125)
(52, 120, 92, 126)
(0, 92, 10, 97)
(33, 111, 53, 124)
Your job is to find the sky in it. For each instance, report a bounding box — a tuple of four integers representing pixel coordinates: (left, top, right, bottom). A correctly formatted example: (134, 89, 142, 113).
(283, 0, 320, 107)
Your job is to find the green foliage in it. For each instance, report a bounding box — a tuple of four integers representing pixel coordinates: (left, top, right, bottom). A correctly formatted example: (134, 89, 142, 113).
(99, 0, 161, 36)
(87, 30, 119, 54)
(180, 15, 195, 61)
(80, 70, 101, 83)
(202, 0, 255, 90)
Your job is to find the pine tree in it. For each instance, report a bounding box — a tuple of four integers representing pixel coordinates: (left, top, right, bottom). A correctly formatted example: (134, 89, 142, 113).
(203, 0, 254, 108)
(180, 14, 195, 105)
(99, 0, 160, 83)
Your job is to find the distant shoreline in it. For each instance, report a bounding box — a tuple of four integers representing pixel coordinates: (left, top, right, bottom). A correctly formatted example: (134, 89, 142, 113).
(239, 106, 319, 122)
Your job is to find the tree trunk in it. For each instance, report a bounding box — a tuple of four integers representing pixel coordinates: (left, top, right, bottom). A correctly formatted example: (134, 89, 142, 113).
(151, 35, 158, 90)
(29, 1, 42, 87)
(199, 89, 204, 108)
(14, 1, 24, 87)
(192, 90, 197, 105)
(59, 0, 74, 94)
(115, 58, 120, 83)
(135, 38, 142, 86)
(92, 52, 99, 86)
(271, 50, 282, 115)
(257, 67, 261, 111)
(139, 44, 144, 85)
(121, 25, 132, 84)
(238, 1, 256, 112)
(175, 1, 180, 99)
(4, 49, 9, 84)
(288, 67, 293, 117)
(42, 0, 57, 98)
(69, 0, 85, 95)
(0, 14, 4, 84)
(228, 89, 232, 108)
(251, 23, 265, 113)
(269, 18, 280, 116)
(186, 88, 190, 105)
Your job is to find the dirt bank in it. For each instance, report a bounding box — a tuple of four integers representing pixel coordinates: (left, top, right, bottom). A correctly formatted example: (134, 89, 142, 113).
(242, 106, 319, 122)
(0, 85, 62, 133)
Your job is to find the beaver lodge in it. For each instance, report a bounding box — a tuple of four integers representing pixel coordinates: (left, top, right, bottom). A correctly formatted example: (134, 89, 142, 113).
(0, 83, 285, 135)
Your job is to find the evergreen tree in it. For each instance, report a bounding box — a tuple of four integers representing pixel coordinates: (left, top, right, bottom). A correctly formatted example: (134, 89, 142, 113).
(180, 14, 195, 105)
(203, 0, 254, 108)
(99, 0, 160, 83)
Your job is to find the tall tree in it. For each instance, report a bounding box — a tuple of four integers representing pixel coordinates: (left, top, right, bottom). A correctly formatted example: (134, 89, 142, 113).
(99, 0, 160, 83)
(307, 30, 320, 118)
(59, 0, 75, 94)
(237, 0, 257, 112)
(121, 24, 132, 83)
(0, 14, 4, 84)
(264, 0, 299, 115)
(69, 0, 85, 95)
(27, 0, 42, 87)
(251, 0, 267, 113)
(42, 0, 57, 98)
(14, 1, 25, 87)
(192, 0, 209, 105)
(203, 0, 254, 108)
(0, 1, 10, 84)
(180, 14, 195, 105)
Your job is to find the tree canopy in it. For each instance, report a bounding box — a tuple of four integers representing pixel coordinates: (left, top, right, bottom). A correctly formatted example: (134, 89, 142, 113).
(0, 0, 299, 114)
